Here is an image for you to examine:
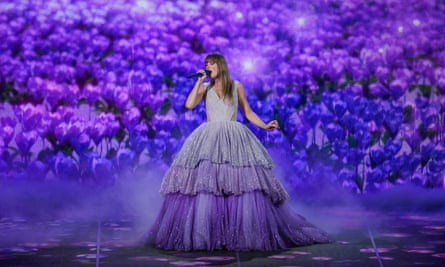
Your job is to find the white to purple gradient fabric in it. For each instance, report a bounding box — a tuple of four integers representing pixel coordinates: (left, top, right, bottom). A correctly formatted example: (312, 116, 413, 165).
(147, 81, 330, 251)
(148, 191, 330, 251)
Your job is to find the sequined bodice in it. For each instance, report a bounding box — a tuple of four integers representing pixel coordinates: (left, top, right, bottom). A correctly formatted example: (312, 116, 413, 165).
(205, 81, 238, 122)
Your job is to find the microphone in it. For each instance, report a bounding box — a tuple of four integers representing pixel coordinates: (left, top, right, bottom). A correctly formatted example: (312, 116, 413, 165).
(186, 70, 211, 79)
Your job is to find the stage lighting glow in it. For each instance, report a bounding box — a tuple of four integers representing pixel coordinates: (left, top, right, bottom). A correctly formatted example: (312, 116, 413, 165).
(136, 0, 150, 8)
(235, 11, 243, 19)
(296, 17, 306, 26)
(412, 19, 421, 26)
(242, 59, 254, 71)
(397, 26, 404, 33)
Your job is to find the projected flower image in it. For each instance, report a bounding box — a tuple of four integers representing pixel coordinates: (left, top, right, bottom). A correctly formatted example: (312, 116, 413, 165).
(0, 0, 444, 193)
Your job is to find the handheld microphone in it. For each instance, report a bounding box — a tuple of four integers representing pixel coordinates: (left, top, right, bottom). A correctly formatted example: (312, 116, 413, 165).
(186, 70, 211, 79)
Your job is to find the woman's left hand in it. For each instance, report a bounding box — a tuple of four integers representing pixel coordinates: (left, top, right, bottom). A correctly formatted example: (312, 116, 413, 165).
(265, 120, 279, 130)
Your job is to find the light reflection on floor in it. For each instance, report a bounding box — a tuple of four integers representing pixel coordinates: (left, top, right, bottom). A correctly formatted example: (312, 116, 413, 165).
(0, 209, 444, 266)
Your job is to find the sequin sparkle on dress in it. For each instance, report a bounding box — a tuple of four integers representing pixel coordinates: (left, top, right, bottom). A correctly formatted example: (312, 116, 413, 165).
(146, 81, 330, 251)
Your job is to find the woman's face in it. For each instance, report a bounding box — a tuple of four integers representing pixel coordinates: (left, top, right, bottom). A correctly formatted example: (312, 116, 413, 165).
(205, 60, 218, 79)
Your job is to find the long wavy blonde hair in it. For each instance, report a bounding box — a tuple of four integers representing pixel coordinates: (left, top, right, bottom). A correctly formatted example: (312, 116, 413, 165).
(205, 53, 233, 102)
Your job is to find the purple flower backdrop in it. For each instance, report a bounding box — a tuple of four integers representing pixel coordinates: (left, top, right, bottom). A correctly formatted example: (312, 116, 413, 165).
(0, 0, 444, 193)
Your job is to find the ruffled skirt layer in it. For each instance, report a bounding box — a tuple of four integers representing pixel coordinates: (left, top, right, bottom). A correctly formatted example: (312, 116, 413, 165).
(147, 121, 330, 251)
(148, 191, 330, 251)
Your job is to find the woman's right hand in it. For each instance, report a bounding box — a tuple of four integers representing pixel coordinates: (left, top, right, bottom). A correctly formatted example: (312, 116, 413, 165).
(186, 70, 207, 109)
(197, 69, 207, 81)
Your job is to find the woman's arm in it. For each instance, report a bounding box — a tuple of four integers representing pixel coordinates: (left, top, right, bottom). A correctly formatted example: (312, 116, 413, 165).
(237, 82, 279, 130)
(185, 70, 207, 109)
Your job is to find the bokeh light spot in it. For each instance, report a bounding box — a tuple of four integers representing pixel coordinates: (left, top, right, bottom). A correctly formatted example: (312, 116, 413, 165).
(291, 251, 311, 255)
(268, 255, 295, 259)
(170, 261, 210, 266)
(136, 0, 152, 9)
(196, 256, 235, 261)
(75, 254, 108, 259)
(296, 17, 306, 26)
(424, 225, 445, 230)
(382, 232, 411, 238)
(242, 59, 254, 71)
(312, 256, 333, 261)
(129, 256, 170, 261)
(405, 249, 435, 254)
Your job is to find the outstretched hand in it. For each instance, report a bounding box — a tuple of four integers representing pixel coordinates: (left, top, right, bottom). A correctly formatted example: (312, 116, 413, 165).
(265, 120, 279, 130)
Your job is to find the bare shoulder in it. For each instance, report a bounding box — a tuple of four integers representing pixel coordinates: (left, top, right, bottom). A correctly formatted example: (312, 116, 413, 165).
(236, 80, 248, 104)
(235, 80, 246, 93)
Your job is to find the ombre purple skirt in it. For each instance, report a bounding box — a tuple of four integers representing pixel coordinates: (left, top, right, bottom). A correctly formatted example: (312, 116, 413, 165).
(146, 121, 330, 251)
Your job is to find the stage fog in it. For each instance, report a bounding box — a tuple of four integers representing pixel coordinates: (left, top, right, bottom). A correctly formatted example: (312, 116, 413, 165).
(0, 0, 444, 266)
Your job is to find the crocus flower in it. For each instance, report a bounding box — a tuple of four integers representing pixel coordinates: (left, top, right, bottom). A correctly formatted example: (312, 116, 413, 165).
(384, 108, 403, 136)
(325, 123, 345, 142)
(434, 67, 445, 92)
(367, 167, 385, 183)
(116, 148, 135, 171)
(355, 124, 371, 148)
(92, 157, 115, 185)
(375, 66, 389, 83)
(57, 106, 75, 122)
(15, 131, 38, 155)
(339, 114, 358, 132)
(71, 133, 90, 153)
(332, 98, 347, 118)
(420, 143, 435, 163)
(123, 107, 141, 131)
(130, 83, 153, 108)
(291, 126, 309, 149)
(301, 103, 322, 128)
(42, 80, 64, 107)
(383, 139, 402, 159)
(427, 159, 443, 174)
(389, 79, 407, 100)
(332, 140, 349, 159)
(368, 82, 388, 98)
(346, 148, 365, 165)
(320, 110, 335, 124)
(0, 117, 16, 146)
(88, 121, 107, 145)
(129, 131, 149, 155)
(114, 90, 129, 110)
(152, 114, 177, 133)
(54, 152, 79, 180)
(370, 148, 385, 167)
(0, 0, 443, 189)
(83, 84, 102, 105)
(14, 103, 45, 132)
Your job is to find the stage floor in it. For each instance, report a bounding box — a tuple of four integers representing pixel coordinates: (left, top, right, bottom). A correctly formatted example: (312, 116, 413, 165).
(1, 207, 444, 267)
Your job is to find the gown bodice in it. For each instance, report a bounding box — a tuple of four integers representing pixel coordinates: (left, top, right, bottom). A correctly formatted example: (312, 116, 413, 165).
(205, 81, 238, 122)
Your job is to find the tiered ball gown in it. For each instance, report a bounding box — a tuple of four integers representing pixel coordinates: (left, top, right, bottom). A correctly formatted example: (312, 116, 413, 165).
(147, 81, 330, 251)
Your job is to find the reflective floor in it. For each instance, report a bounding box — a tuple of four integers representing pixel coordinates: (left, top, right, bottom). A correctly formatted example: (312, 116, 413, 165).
(1, 207, 444, 266)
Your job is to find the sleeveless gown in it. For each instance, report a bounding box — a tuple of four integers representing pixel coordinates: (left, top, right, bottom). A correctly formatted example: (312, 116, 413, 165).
(146, 81, 330, 251)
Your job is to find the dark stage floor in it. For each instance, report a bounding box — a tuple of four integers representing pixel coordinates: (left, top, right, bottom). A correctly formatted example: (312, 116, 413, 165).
(1, 205, 444, 267)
